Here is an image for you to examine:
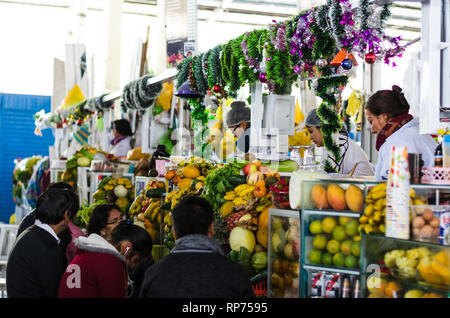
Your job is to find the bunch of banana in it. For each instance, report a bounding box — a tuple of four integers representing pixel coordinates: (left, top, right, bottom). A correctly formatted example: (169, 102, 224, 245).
(163, 212, 173, 234)
(255, 195, 273, 212)
(143, 198, 161, 221)
(360, 183, 421, 234)
(129, 193, 145, 216)
(359, 183, 387, 234)
(166, 186, 197, 210)
(224, 184, 256, 205)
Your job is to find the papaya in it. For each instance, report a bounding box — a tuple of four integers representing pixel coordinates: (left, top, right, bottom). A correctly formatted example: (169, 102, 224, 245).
(182, 166, 200, 179)
(177, 178, 193, 189)
(256, 227, 268, 249)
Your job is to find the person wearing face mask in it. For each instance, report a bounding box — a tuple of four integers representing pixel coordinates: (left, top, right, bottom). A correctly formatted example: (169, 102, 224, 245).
(226, 101, 252, 157)
(110, 119, 133, 157)
(58, 220, 144, 298)
(365, 85, 437, 180)
(305, 108, 374, 176)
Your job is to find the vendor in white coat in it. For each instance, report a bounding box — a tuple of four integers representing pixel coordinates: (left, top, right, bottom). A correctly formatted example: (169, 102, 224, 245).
(305, 108, 374, 176)
(365, 85, 437, 180)
(110, 119, 133, 157)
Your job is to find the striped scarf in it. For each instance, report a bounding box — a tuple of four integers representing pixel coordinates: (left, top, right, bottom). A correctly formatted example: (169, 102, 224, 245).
(376, 114, 413, 151)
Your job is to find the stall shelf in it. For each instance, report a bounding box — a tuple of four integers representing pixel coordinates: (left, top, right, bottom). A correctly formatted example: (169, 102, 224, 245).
(267, 208, 301, 298)
(50, 159, 67, 183)
(361, 234, 450, 298)
(88, 171, 135, 204)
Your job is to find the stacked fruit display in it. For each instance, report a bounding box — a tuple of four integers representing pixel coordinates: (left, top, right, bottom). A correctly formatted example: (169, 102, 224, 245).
(61, 146, 98, 187)
(93, 177, 135, 214)
(310, 183, 364, 213)
(308, 216, 361, 269)
(366, 247, 449, 298)
(165, 156, 213, 191)
(359, 183, 426, 235)
(129, 180, 167, 242)
(269, 216, 301, 298)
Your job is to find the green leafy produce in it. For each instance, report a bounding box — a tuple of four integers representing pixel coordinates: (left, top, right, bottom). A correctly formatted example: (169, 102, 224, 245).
(97, 177, 114, 190)
(74, 199, 108, 228)
(66, 158, 78, 170)
(201, 162, 245, 213)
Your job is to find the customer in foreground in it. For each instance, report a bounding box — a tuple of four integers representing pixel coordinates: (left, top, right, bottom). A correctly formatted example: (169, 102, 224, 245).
(139, 195, 254, 298)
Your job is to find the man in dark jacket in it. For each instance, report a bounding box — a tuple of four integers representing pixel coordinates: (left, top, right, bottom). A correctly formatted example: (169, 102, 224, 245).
(140, 195, 254, 298)
(6, 187, 76, 298)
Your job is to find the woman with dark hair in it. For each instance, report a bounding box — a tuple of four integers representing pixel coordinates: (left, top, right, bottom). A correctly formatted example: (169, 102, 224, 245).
(365, 85, 437, 180)
(110, 119, 133, 157)
(86, 203, 124, 240)
(110, 221, 154, 298)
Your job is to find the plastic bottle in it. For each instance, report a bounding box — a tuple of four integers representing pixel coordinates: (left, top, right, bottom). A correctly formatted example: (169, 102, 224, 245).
(434, 143, 443, 167)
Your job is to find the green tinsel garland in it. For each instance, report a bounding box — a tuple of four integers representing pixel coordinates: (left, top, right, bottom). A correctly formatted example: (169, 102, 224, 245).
(239, 30, 263, 85)
(314, 76, 349, 173)
(266, 25, 294, 94)
(330, 0, 347, 49)
(207, 45, 223, 89)
(193, 53, 208, 95)
(379, 4, 392, 33)
(220, 39, 242, 98)
(176, 56, 193, 89)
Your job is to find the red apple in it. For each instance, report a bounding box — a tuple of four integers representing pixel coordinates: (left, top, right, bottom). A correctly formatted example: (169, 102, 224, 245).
(243, 163, 257, 175)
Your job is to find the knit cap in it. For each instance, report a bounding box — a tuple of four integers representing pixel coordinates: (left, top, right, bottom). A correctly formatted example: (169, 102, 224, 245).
(226, 101, 251, 127)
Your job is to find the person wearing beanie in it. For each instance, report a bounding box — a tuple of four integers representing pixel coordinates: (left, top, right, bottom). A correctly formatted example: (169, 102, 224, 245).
(365, 85, 436, 180)
(226, 101, 252, 155)
(305, 108, 374, 176)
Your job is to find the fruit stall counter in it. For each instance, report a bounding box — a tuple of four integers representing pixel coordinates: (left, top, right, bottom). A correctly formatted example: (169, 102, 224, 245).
(266, 178, 450, 298)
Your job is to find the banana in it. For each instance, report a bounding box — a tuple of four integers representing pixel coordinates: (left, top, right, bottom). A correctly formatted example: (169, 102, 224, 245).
(151, 206, 161, 222)
(234, 184, 250, 192)
(238, 187, 255, 197)
(375, 198, 386, 211)
(364, 205, 375, 217)
(371, 190, 386, 200)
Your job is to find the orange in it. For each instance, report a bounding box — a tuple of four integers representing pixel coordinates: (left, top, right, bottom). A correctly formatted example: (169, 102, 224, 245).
(384, 282, 401, 298)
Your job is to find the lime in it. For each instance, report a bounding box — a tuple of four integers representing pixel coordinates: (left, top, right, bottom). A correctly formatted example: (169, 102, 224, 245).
(309, 249, 322, 265)
(326, 239, 340, 254)
(332, 225, 347, 241)
(312, 234, 328, 250)
(333, 252, 345, 267)
(351, 241, 361, 257)
(321, 252, 334, 266)
(340, 240, 352, 256)
(339, 216, 351, 226)
(345, 219, 359, 236)
(344, 255, 358, 268)
(322, 217, 337, 234)
(309, 219, 323, 235)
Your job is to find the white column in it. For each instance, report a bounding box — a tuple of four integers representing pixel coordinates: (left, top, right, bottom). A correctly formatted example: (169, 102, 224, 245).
(104, 0, 123, 92)
(152, 0, 167, 75)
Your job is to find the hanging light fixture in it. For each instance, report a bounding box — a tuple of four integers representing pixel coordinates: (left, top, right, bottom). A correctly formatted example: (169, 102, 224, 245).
(175, 81, 203, 99)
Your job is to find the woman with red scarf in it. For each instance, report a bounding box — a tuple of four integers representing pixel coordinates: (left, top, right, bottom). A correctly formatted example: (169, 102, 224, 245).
(365, 85, 437, 180)
(110, 119, 133, 157)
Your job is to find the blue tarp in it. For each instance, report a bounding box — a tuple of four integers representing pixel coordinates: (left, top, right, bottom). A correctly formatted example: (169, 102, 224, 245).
(0, 93, 54, 223)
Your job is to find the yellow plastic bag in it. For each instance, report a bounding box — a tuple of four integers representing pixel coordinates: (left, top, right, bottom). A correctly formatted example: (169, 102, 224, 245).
(155, 81, 173, 111)
(294, 99, 305, 125)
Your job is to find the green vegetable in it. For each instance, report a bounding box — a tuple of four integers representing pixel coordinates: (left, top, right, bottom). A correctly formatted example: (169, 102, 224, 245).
(75, 199, 108, 228)
(145, 188, 165, 198)
(66, 158, 78, 170)
(228, 175, 247, 187)
(229, 250, 239, 262)
(238, 247, 253, 273)
(251, 252, 268, 272)
(260, 159, 299, 172)
(201, 162, 244, 213)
